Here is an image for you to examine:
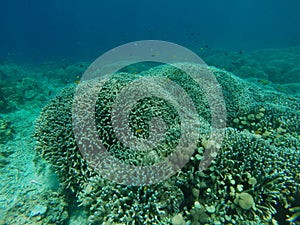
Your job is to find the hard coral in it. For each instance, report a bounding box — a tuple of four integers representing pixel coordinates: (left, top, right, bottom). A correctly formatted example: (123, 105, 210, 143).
(35, 63, 299, 224)
(234, 192, 254, 210)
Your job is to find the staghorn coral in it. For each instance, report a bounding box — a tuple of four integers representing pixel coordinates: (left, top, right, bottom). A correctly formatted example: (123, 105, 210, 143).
(35, 63, 299, 224)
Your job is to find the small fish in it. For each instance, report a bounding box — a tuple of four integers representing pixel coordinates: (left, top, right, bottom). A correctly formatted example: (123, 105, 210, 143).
(135, 129, 143, 133)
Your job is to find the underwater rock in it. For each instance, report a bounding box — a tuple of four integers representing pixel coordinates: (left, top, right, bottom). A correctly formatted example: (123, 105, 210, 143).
(29, 204, 47, 217)
(1, 189, 68, 224)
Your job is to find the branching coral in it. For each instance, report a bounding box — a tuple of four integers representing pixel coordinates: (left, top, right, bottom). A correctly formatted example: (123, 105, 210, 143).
(34, 63, 299, 224)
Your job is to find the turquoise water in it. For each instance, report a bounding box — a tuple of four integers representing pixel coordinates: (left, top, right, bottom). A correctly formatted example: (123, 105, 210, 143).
(0, 1, 299, 225)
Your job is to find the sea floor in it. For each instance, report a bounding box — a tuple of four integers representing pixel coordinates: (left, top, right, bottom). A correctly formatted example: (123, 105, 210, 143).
(0, 61, 89, 224)
(0, 46, 299, 224)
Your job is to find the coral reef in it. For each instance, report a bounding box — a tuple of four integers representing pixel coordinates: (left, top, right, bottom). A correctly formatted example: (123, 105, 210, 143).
(180, 127, 298, 224)
(202, 46, 300, 85)
(0, 61, 88, 113)
(287, 206, 300, 224)
(0, 117, 13, 143)
(1, 188, 69, 225)
(34, 63, 299, 224)
(0, 77, 46, 113)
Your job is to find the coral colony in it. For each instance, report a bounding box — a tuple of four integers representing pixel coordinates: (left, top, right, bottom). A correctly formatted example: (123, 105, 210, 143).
(34, 63, 299, 224)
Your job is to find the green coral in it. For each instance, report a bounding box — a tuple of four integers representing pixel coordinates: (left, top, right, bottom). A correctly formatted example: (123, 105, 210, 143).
(34, 63, 299, 224)
(287, 206, 300, 224)
(234, 192, 254, 210)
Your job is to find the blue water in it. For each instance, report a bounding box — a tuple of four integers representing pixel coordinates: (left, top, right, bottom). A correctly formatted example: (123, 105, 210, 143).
(1, 0, 300, 63)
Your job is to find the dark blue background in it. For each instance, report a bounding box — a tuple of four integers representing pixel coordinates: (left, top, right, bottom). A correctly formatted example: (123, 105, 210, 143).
(1, 0, 300, 63)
